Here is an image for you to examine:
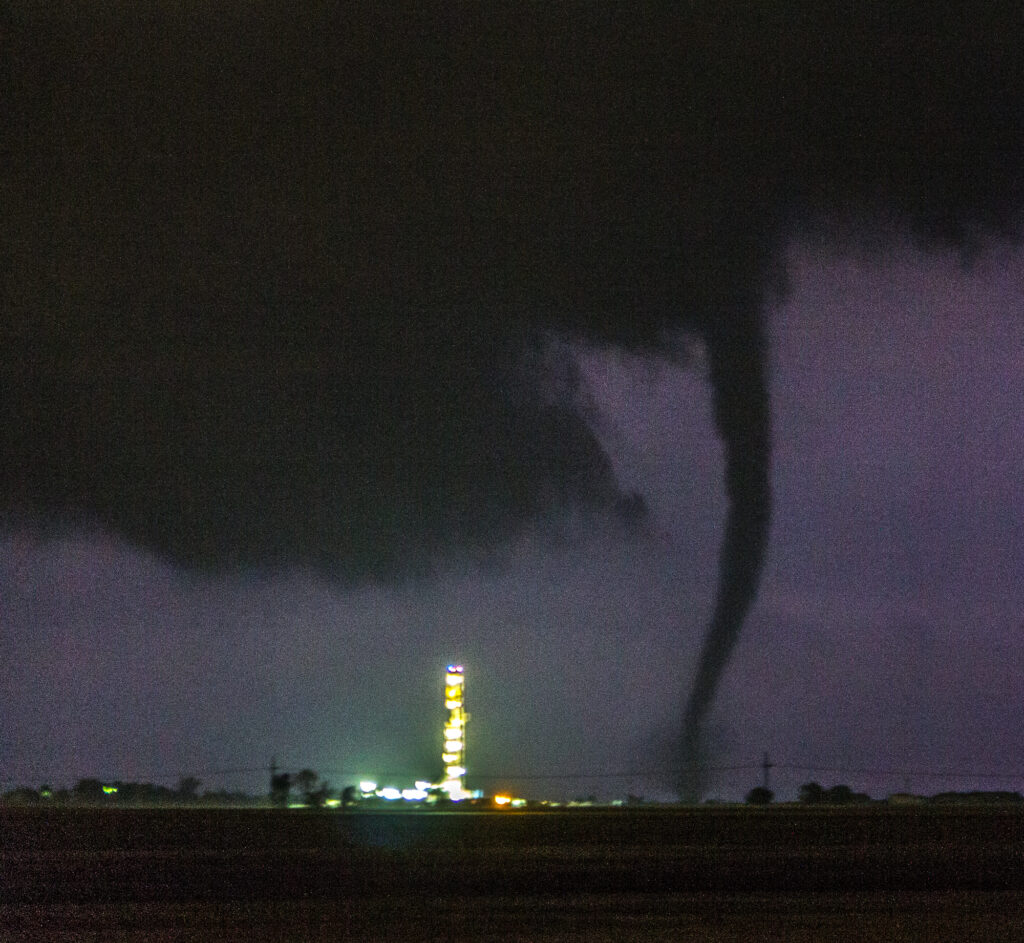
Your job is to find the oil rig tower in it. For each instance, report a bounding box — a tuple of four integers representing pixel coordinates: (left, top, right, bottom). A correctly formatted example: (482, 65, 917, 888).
(440, 664, 469, 799)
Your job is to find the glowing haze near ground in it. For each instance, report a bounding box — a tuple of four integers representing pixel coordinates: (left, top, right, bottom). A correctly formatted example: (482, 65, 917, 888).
(4, 240, 1022, 801)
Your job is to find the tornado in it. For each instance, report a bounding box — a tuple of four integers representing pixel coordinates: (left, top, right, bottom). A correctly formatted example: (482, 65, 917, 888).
(4, 4, 1023, 801)
(680, 310, 772, 801)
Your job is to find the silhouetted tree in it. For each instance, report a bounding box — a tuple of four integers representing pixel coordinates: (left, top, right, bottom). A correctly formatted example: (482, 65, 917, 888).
(3, 787, 41, 804)
(309, 780, 333, 808)
(116, 781, 176, 804)
(341, 785, 358, 810)
(798, 782, 824, 804)
(745, 786, 773, 805)
(799, 781, 871, 804)
(177, 777, 201, 801)
(931, 791, 1023, 805)
(270, 771, 291, 807)
(73, 778, 106, 801)
(824, 784, 871, 804)
(295, 769, 319, 805)
(825, 784, 853, 804)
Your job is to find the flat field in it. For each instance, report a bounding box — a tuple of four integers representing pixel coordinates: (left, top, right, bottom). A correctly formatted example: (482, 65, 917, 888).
(3, 805, 1024, 941)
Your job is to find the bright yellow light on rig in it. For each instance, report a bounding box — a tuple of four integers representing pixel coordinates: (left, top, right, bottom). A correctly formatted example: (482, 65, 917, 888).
(441, 664, 469, 799)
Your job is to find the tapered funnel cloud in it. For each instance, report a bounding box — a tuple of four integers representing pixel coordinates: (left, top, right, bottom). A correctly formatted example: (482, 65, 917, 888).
(681, 312, 772, 800)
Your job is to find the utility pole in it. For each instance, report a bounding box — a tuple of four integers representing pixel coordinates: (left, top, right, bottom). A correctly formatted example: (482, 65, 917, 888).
(761, 752, 774, 792)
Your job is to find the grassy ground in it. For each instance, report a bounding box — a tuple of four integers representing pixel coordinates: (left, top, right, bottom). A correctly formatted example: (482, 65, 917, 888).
(3, 806, 1024, 940)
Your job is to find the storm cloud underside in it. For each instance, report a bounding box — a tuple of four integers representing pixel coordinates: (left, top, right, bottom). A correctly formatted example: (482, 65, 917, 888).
(4, 4, 1023, 793)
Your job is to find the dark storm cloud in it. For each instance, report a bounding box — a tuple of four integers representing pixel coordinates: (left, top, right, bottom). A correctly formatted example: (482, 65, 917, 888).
(3, 4, 1023, 788)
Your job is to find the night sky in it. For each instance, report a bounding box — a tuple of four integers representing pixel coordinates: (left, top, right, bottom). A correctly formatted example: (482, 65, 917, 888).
(3, 4, 1023, 801)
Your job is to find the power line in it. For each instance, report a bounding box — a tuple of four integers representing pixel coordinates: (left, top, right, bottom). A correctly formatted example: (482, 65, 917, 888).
(466, 765, 760, 782)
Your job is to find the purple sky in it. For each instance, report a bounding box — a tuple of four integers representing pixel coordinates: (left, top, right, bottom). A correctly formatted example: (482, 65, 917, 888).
(3, 237, 1022, 802)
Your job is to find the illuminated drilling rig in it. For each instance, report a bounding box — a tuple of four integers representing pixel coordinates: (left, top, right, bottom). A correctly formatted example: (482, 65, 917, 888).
(440, 664, 469, 800)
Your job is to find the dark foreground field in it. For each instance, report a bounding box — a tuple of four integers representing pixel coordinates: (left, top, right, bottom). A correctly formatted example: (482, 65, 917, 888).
(3, 805, 1024, 941)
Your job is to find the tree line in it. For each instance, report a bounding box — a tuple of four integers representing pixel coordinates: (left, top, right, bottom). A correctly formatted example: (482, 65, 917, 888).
(2, 768, 347, 808)
(746, 782, 872, 805)
(2, 777, 253, 806)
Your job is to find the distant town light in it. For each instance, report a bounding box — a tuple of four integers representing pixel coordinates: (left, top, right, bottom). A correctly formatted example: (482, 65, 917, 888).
(379, 787, 402, 801)
(359, 781, 377, 794)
